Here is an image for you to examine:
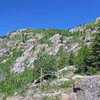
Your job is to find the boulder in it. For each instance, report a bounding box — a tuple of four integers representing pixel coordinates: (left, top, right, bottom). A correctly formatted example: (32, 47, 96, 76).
(73, 75, 100, 100)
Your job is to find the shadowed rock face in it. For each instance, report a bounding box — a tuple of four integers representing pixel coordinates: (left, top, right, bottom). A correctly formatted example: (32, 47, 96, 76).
(73, 75, 100, 100)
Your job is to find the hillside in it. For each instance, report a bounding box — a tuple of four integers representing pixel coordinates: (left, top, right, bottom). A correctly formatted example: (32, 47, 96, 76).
(0, 17, 100, 100)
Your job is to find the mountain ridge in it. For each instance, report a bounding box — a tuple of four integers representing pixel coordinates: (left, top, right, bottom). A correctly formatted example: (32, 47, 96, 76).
(0, 17, 100, 100)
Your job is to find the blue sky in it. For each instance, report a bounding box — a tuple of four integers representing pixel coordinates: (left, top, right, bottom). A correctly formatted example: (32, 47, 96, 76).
(0, 0, 100, 36)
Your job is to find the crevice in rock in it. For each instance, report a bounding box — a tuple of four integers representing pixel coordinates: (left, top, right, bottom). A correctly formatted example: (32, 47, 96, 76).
(73, 88, 81, 92)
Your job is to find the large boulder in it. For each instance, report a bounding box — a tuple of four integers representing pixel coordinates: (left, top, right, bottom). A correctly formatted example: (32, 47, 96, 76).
(72, 75, 100, 100)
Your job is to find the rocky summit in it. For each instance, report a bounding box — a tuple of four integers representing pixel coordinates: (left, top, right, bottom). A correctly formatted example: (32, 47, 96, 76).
(0, 17, 100, 100)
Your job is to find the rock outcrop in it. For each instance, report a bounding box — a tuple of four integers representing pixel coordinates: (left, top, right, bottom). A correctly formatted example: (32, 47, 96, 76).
(96, 17, 100, 24)
(72, 75, 100, 100)
(69, 26, 86, 33)
(6, 31, 17, 37)
(0, 17, 100, 100)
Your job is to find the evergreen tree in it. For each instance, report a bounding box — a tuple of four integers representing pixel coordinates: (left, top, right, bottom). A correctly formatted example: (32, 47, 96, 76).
(68, 51, 75, 65)
(75, 31, 100, 74)
(90, 32, 100, 70)
(75, 45, 90, 73)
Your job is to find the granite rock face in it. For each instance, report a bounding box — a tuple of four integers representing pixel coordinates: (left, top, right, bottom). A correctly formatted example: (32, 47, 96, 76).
(6, 31, 17, 37)
(73, 75, 100, 100)
(96, 17, 100, 24)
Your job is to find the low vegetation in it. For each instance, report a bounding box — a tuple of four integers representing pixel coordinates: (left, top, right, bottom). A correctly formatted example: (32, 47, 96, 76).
(0, 20, 100, 99)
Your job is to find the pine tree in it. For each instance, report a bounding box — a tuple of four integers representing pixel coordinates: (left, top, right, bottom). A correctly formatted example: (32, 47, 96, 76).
(90, 32, 100, 69)
(69, 51, 75, 65)
(75, 45, 90, 73)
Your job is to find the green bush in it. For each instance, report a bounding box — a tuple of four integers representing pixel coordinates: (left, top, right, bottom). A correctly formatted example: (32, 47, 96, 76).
(0, 68, 39, 96)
